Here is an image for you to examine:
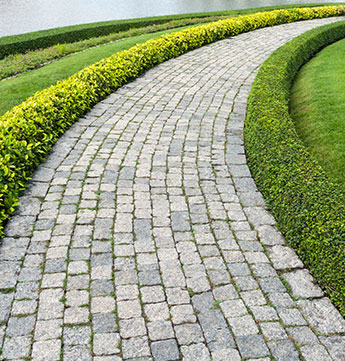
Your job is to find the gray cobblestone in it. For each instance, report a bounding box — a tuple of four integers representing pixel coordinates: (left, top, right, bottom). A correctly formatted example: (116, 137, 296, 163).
(120, 317, 147, 338)
(220, 299, 247, 318)
(287, 326, 318, 346)
(118, 299, 142, 319)
(260, 322, 288, 341)
(91, 296, 115, 313)
(34, 319, 62, 340)
(283, 269, 324, 298)
(64, 345, 92, 360)
(277, 307, 307, 326)
(212, 349, 241, 361)
(297, 298, 345, 334)
(64, 307, 89, 324)
(0, 17, 344, 360)
(141, 285, 165, 303)
(268, 340, 300, 361)
(144, 302, 170, 321)
(236, 335, 269, 358)
(171, 304, 196, 324)
(151, 339, 180, 361)
(228, 315, 259, 336)
(148, 320, 175, 341)
(181, 343, 211, 361)
(301, 344, 333, 361)
(175, 323, 204, 345)
(7, 315, 35, 336)
(250, 305, 278, 321)
(122, 336, 151, 359)
(31, 340, 60, 360)
(93, 313, 117, 333)
(268, 245, 304, 270)
(2, 336, 31, 359)
(66, 290, 89, 307)
(319, 336, 345, 360)
(63, 325, 91, 346)
(93, 333, 120, 355)
(0, 293, 14, 322)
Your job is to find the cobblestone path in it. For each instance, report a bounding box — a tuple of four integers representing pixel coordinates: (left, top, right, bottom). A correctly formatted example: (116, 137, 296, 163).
(1, 17, 345, 361)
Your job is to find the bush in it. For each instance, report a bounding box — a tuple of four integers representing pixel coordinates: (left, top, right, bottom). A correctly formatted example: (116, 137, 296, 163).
(0, 3, 341, 59)
(0, 14, 217, 60)
(0, 16, 234, 81)
(0, 6, 344, 247)
(245, 20, 345, 315)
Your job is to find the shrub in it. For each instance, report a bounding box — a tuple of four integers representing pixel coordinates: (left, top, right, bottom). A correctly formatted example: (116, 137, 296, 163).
(0, 3, 341, 59)
(245, 20, 345, 315)
(0, 16, 232, 80)
(0, 7, 344, 251)
(0, 13, 232, 60)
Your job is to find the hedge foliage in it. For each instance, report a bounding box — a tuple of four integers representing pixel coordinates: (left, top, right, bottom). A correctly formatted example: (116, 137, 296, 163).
(0, 3, 342, 59)
(245, 20, 345, 315)
(0, 6, 344, 240)
(0, 13, 217, 60)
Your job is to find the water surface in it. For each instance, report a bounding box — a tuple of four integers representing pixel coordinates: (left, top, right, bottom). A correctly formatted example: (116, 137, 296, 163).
(0, 0, 344, 37)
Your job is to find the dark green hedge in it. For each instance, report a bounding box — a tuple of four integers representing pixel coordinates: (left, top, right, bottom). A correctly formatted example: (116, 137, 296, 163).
(0, 14, 214, 59)
(0, 3, 343, 59)
(245, 21, 345, 315)
(2, 6, 344, 237)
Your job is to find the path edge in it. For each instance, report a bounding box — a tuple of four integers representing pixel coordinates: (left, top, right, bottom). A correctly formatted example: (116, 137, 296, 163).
(245, 19, 345, 316)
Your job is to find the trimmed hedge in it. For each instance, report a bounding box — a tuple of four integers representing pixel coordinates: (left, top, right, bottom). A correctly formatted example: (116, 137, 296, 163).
(0, 3, 343, 59)
(0, 7, 344, 242)
(245, 21, 345, 315)
(0, 13, 217, 60)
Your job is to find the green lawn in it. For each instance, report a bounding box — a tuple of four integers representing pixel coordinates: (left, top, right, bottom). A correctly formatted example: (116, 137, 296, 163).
(2, 4, 345, 120)
(3, 4, 342, 82)
(0, 27, 189, 116)
(290, 38, 345, 186)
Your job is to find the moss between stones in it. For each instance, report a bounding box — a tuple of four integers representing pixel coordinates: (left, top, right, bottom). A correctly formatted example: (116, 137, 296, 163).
(0, 9, 344, 315)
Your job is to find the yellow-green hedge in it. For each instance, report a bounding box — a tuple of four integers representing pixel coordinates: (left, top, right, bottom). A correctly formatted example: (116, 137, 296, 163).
(0, 6, 345, 234)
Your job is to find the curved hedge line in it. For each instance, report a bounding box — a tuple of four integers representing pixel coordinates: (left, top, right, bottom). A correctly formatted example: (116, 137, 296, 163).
(0, 3, 342, 60)
(245, 20, 345, 315)
(0, 13, 220, 60)
(0, 6, 344, 236)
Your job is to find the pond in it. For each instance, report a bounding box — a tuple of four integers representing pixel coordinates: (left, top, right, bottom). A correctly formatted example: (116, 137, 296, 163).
(0, 0, 344, 37)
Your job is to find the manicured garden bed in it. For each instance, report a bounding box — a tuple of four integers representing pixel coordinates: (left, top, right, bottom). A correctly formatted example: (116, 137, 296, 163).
(0, 26, 193, 116)
(245, 19, 345, 315)
(0, 17, 227, 80)
(1, 3, 342, 58)
(0, 4, 345, 315)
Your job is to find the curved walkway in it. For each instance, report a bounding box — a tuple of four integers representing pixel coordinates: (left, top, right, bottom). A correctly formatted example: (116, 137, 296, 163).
(1, 17, 345, 361)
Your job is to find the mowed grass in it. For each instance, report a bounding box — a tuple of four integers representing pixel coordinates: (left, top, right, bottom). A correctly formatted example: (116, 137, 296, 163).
(1, 4, 344, 117)
(290, 38, 345, 186)
(0, 26, 190, 116)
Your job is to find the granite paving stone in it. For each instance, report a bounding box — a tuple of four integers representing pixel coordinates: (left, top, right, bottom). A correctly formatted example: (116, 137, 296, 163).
(268, 340, 301, 361)
(287, 326, 319, 346)
(63, 325, 91, 346)
(319, 336, 345, 360)
(300, 344, 333, 361)
(2, 335, 31, 359)
(64, 345, 93, 361)
(0, 17, 344, 360)
(283, 269, 324, 298)
(31, 339, 61, 360)
(151, 339, 180, 361)
(260, 322, 288, 341)
(236, 335, 270, 358)
(93, 333, 121, 355)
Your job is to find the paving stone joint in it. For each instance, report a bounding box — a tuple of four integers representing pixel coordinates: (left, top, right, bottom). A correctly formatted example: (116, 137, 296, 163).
(0, 17, 345, 361)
